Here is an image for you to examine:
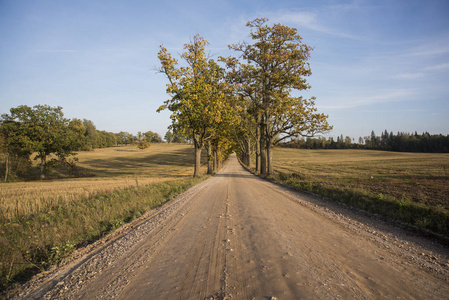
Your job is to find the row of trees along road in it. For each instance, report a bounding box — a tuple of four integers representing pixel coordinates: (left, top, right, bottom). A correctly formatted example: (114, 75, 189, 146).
(158, 18, 331, 177)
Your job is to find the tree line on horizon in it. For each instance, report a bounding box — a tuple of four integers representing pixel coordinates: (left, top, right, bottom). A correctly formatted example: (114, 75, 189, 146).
(281, 130, 449, 153)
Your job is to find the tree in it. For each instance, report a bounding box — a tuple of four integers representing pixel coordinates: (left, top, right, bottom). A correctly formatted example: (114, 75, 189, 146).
(164, 130, 173, 143)
(224, 18, 331, 175)
(98, 131, 117, 147)
(69, 118, 87, 150)
(1, 105, 81, 179)
(144, 131, 162, 143)
(345, 136, 352, 145)
(0, 117, 33, 181)
(115, 131, 134, 145)
(82, 119, 99, 150)
(172, 131, 188, 143)
(136, 133, 151, 149)
(157, 35, 230, 177)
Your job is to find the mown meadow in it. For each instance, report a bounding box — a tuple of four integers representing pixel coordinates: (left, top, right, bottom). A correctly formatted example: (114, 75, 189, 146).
(271, 148, 449, 237)
(0, 144, 208, 292)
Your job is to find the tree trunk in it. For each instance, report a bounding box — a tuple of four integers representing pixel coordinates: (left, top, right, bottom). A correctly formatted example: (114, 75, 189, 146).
(260, 124, 267, 176)
(4, 152, 9, 182)
(217, 147, 222, 169)
(213, 150, 218, 172)
(260, 145, 267, 175)
(40, 152, 47, 180)
(193, 136, 202, 178)
(256, 123, 261, 173)
(206, 140, 213, 175)
(245, 137, 251, 167)
(267, 138, 274, 176)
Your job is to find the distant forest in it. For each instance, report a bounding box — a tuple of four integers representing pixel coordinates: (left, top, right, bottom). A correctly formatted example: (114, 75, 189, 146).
(281, 130, 449, 153)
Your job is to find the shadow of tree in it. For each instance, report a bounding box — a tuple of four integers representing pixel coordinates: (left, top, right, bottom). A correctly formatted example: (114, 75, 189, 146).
(77, 147, 207, 178)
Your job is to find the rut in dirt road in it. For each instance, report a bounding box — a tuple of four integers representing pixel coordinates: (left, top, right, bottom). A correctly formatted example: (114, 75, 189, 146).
(19, 153, 449, 299)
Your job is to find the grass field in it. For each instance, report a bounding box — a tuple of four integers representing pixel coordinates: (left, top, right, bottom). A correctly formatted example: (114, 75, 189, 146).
(1, 144, 205, 221)
(0, 144, 207, 291)
(271, 148, 449, 236)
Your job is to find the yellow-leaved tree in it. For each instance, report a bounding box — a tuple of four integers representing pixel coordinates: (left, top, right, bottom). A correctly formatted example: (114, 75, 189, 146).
(157, 35, 234, 177)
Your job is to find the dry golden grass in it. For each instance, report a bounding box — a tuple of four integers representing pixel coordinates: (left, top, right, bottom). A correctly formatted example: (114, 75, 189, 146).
(0, 144, 206, 221)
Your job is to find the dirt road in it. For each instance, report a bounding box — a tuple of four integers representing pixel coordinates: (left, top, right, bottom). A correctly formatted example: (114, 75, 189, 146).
(17, 154, 449, 299)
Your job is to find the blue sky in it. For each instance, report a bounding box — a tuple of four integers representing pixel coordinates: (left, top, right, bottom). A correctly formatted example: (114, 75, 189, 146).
(1, 0, 448, 140)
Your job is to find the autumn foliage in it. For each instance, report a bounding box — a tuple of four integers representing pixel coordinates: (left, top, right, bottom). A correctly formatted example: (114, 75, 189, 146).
(158, 18, 331, 176)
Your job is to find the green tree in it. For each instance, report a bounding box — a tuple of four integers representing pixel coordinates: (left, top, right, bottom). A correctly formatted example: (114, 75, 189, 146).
(98, 130, 117, 147)
(115, 131, 134, 145)
(1, 105, 81, 179)
(82, 119, 99, 150)
(136, 134, 150, 149)
(68, 118, 87, 150)
(164, 130, 173, 143)
(144, 131, 163, 143)
(172, 131, 187, 143)
(0, 117, 33, 181)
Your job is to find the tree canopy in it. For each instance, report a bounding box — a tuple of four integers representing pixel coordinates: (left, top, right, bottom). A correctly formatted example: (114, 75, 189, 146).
(1, 105, 82, 179)
(157, 35, 236, 177)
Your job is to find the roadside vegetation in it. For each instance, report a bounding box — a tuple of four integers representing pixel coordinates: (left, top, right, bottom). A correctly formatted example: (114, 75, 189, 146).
(269, 148, 449, 237)
(0, 144, 208, 292)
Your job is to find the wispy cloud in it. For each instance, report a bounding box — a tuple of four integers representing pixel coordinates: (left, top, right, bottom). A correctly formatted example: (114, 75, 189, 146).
(425, 62, 449, 71)
(403, 36, 449, 57)
(390, 62, 449, 80)
(406, 46, 449, 57)
(392, 73, 425, 80)
(319, 89, 417, 110)
(271, 11, 360, 39)
(34, 49, 77, 53)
